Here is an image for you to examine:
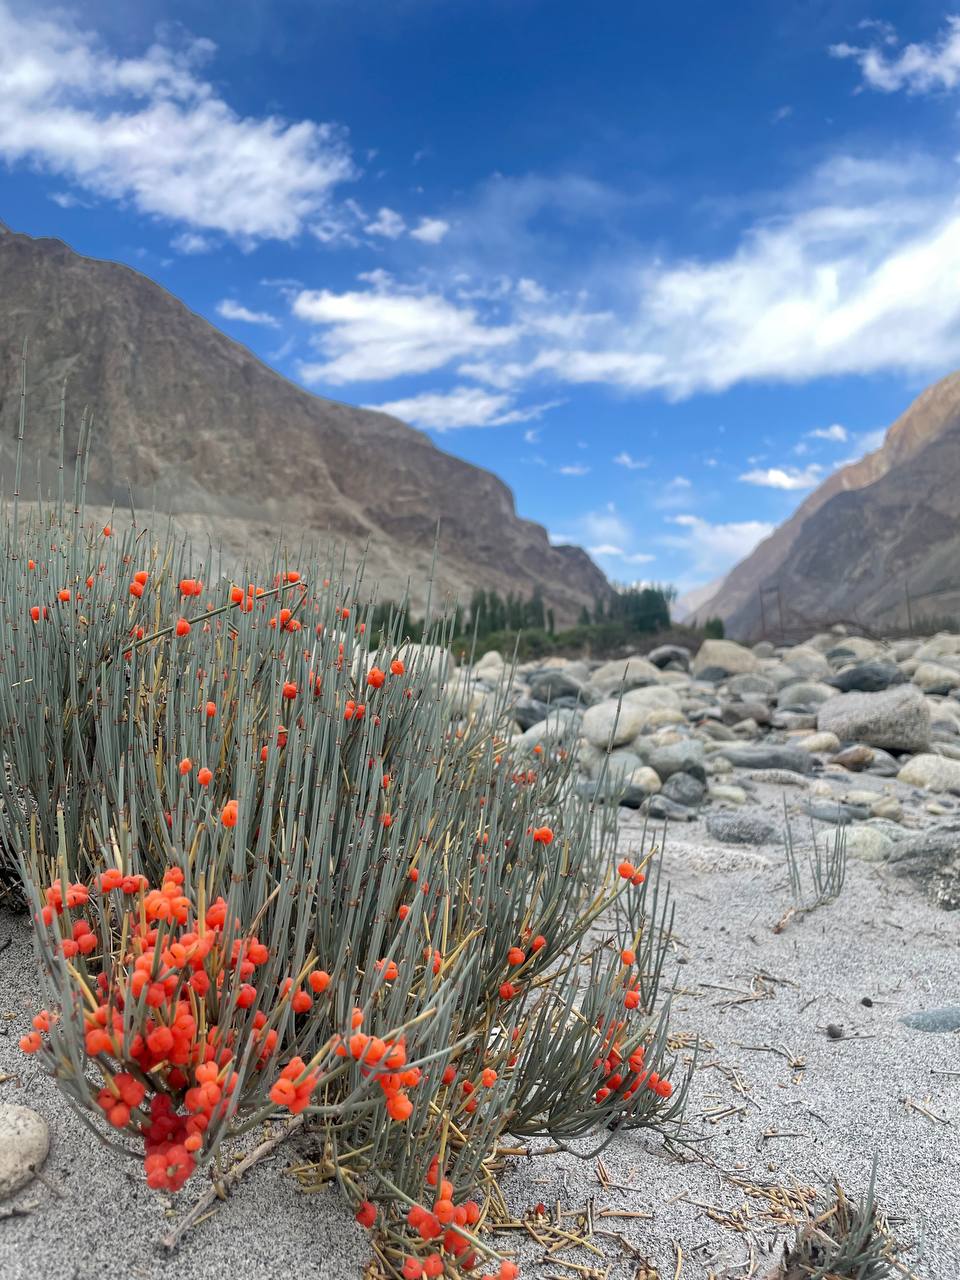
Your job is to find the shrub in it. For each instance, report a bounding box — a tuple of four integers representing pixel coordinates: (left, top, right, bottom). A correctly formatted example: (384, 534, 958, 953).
(1, 430, 686, 1275)
(703, 616, 725, 639)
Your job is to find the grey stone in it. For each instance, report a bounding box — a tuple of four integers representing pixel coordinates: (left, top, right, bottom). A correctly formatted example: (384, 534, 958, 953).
(887, 830, 959, 877)
(0, 1105, 49, 1199)
(528, 668, 587, 703)
(776, 681, 837, 710)
(660, 770, 706, 807)
(589, 655, 661, 694)
(646, 794, 697, 821)
(725, 673, 776, 701)
(512, 697, 549, 731)
(827, 661, 904, 693)
(646, 644, 691, 670)
(706, 811, 779, 845)
(781, 644, 831, 680)
(517, 709, 580, 753)
(708, 782, 748, 804)
(816, 683, 931, 753)
(900, 1007, 960, 1033)
(913, 662, 960, 694)
(746, 768, 810, 787)
(622, 685, 682, 711)
(648, 739, 706, 782)
(715, 744, 815, 774)
(801, 801, 871, 824)
(770, 711, 818, 731)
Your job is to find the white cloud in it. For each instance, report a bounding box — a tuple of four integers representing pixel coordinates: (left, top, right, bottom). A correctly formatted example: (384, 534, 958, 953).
(588, 543, 625, 556)
(809, 423, 848, 442)
(171, 231, 215, 254)
(623, 551, 655, 564)
(739, 464, 823, 490)
(365, 207, 407, 239)
(830, 16, 960, 94)
(216, 299, 280, 327)
(523, 427, 541, 444)
(558, 464, 590, 476)
(294, 281, 518, 384)
(662, 514, 774, 583)
(410, 217, 450, 244)
(364, 386, 557, 432)
(653, 475, 696, 510)
(613, 450, 648, 470)
(0, 3, 354, 242)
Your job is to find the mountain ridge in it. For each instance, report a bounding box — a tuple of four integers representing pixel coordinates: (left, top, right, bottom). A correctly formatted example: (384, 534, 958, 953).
(0, 222, 608, 620)
(696, 368, 960, 637)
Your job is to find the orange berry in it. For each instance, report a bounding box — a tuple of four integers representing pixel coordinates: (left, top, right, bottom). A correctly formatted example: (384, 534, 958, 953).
(507, 947, 525, 966)
(220, 800, 239, 828)
(481, 1068, 497, 1087)
(621, 948, 636, 965)
(205, 701, 216, 718)
(617, 860, 635, 879)
(58, 588, 70, 602)
(175, 618, 191, 637)
(390, 658, 405, 675)
(197, 766, 213, 786)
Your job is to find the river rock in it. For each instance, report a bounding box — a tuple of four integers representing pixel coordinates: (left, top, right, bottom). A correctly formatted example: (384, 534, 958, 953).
(706, 811, 779, 845)
(646, 644, 690, 670)
(661, 771, 706, 807)
(816, 684, 930, 753)
(897, 753, 960, 793)
(646, 794, 698, 821)
(900, 1007, 960, 1033)
(581, 699, 650, 748)
(0, 1105, 49, 1198)
(781, 644, 831, 680)
(843, 826, 894, 862)
(622, 685, 682, 711)
(528, 668, 589, 703)
(716, 744, 815, 774)
(830, 744, 874, 771)
(776, 681, 838, 710)
(397, 642, 454, 687)
(589, 655, 661, 694)
(827, 661, 904, 693)
(474, 650, 506, 682)
(648, 739, 706, 782)
(798, 731, 841, 754)
(726, 673, 777, 701)
(692, 639, 759, 681)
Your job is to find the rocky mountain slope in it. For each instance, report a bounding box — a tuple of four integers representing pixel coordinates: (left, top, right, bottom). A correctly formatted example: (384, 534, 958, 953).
(694, 369, 960, 638)
(0, 221, 608, 620)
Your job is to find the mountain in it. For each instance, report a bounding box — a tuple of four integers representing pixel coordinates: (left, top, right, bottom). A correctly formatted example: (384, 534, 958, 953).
(0, 221, 608, 622)
(696, 369, 960, 639)
(673, 575, 725, 623)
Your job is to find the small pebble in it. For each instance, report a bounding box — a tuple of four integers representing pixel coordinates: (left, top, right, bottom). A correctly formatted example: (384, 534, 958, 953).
(826, 1023, 844, 1039)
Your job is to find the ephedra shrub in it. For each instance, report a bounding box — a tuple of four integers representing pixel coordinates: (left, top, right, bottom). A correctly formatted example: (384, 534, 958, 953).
(0, 434, 686, 1279)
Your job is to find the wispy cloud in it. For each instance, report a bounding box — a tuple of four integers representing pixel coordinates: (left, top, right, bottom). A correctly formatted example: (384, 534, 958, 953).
(410, 217, 450, 244)
(294, 278, 518, 384)
(171, 231, 215, 255)
(808, 423, 847, 442)
(0, 3, 355, 243)
(365, 207, 407, 239)
(613, 450, 648, 470)
(558, 464, 590, 476)
(830, 15, 960, 94)
(216, 299, 280, 327)
(662, 514, 774, 584)
(739, 464, 822, 490)
(363, 386, 556, 431)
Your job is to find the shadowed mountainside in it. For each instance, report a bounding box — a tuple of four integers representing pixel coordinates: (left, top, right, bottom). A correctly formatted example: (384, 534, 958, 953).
(693, 369, 960, 638)
(0, 221, 608, 621)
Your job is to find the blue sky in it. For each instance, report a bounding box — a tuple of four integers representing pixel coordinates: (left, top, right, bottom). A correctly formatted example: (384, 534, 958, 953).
(3, 1, 960, 595)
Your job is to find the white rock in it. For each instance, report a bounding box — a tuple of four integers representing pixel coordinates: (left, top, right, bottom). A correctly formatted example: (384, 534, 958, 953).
(473, 649, 505, 681)
(781, 644, 831, 680)
(897, 752, 960, 792)
(628, 766, 662, 794)
(589, 655, 662, 693)
(622, 685, 681, 710)
(913, 661, 960, 692)
(914, 633, 960, 662)
(581, 698, 651, 748)
(843, 827, 894, 863)
(693, 639, 759, 679)
(708, 782, 747, 804)
(798, 731, 841, 753)
(0, 1105, 49, 1198)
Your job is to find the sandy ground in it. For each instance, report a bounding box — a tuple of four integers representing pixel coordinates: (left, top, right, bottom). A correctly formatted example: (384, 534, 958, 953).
(0, 794, 957, 1280)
